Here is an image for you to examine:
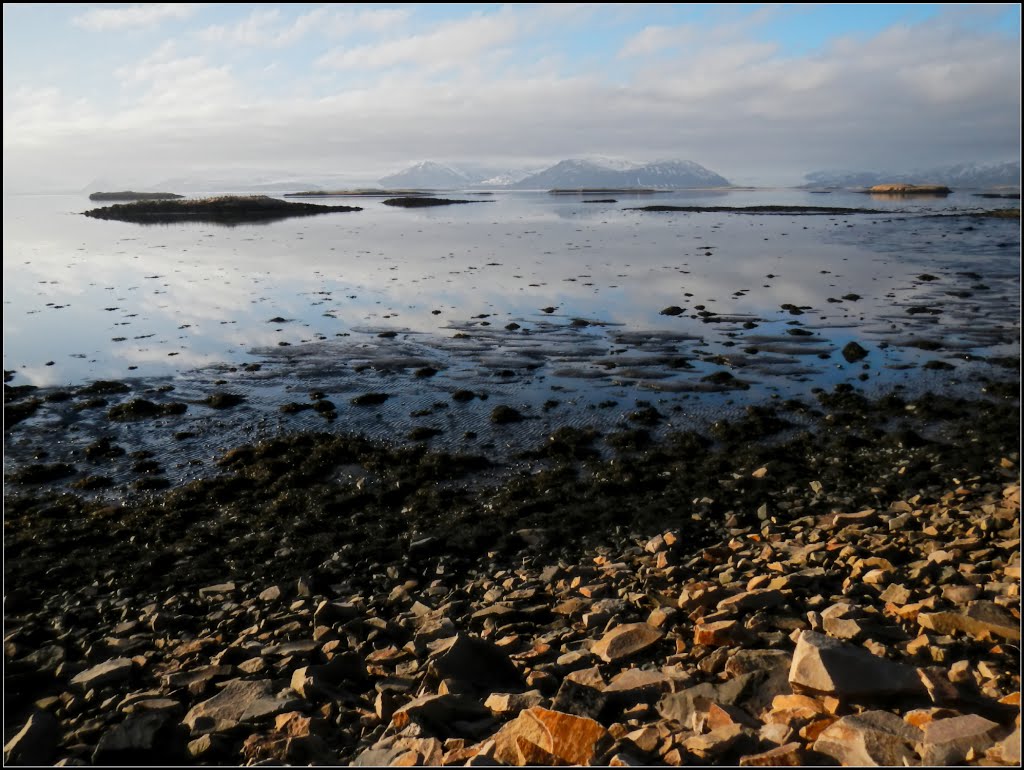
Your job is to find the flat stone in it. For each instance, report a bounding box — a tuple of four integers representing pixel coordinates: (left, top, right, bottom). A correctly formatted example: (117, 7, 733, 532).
(591, 622, 664, 663)
(491, 707, 610, 766)
(605, 668, 674, 703)
(683, 724, 757, 761)
(484, 690, 545, 716)
(183, 679, 300, 734)
(724, 649, 792, 678)
(990, 727, 1020, 764)
(551, 677, 608, 720)
(717, 589, 785, 613)
(917, 714, 1001, 765)
(789, 630, 923, 699)
(3, 711, 60, 766)
(918, 608, 1020, 641)
(739, 742, 805, 766)
(70, 658, 134, 690)
(694, 619, 749, 647)
(198, 582, 236, 597)
(814, 710, 923, 766)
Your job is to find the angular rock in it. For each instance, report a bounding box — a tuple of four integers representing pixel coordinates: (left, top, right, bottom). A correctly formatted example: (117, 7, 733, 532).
(684, 724, 758, 761)
(814, 710, 923, 766)
(917, 714, 1001, 765)
(551, 677, 608, 720)
(657, 673, 758, 727)
(92, 712, 187, 765)
(390, 694, 490, 736)
(789, 630, 923, 699)
(591, 623, 664, 662)
(694, 619, 749, 647)
(491, 707, 610, 766)
(484, 690, 545, 716)
(3, 711, 60, 766)
(739, 742, 804, 766)
(918, 602, 1021, 641)
(69, 657, 134, 690)
(183, 679, 299, 734)
(427, 634, 523, 690)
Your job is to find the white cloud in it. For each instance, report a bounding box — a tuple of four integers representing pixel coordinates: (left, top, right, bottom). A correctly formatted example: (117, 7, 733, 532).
(73, 3, 204, 31)
(317, 13, 521, 71)
(198, 6, 411, 48)
(618, 25, 694, 58)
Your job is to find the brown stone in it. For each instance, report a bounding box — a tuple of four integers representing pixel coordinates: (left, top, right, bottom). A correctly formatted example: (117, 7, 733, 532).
(183, 679, 300, 734)
(591, 623, 664, 663)
(814, 710, 923, 766)
(918, 602, 1020, 641)
(390, 694, 489, 734)
(428, 634, 523, 691)
(739, 742, 804, 766)
(694, 619, 748, 647)
(491, 707, 610, 766)
(789, 630, 923, 699)
(69, 658, 134, 690)
(917, 714, 1001, 765)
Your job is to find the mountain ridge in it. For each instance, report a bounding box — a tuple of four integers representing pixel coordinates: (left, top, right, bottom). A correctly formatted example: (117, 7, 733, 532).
(803, 160, 1020, 189)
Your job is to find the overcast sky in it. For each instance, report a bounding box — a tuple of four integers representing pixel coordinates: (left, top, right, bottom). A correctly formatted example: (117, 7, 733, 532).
(3, 3, 1020, 190)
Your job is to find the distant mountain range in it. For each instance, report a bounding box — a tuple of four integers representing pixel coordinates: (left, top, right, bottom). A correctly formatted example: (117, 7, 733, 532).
(379, 158, 731, 190)
(803, 161, 1020, 190)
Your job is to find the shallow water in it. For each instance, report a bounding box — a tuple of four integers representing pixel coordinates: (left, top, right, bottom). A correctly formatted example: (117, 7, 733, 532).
(3, 189, 1019, 488)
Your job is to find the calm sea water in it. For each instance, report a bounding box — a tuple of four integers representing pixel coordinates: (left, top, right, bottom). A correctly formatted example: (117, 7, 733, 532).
(3, 188, 1019, 482)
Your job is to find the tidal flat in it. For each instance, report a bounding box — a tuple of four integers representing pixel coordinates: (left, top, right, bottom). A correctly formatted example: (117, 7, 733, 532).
(3, 190, 1021, 765)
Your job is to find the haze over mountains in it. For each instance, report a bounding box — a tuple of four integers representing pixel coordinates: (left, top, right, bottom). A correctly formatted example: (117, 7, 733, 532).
(803, 161, 1021, 190)
(379, 158, 731, 189)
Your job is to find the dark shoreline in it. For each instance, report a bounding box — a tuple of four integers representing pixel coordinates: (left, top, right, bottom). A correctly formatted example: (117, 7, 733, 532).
(4, 375, 1020, 765)
(81, 195, 362, 224)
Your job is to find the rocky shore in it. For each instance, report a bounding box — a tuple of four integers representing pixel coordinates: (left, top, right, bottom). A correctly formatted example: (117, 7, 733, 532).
(4, 383, 1021, 766)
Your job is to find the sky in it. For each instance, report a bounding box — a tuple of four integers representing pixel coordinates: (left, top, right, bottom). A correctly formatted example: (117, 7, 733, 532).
(3, 3, 1021, 190)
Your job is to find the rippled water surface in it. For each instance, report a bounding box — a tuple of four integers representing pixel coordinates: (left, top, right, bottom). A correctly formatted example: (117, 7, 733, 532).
(4, 189, 1019, 484)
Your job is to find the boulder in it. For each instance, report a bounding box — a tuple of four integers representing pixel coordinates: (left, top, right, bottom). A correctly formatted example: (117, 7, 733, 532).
(427, 634, 523, 690)
(591, 623, 664, 662)
(814, 710, 922, 766)
(917, 714, 1001, 765)
(491, 707, 611, 766)
(183, 679, 300, 734)
(789, 631, 923, 699)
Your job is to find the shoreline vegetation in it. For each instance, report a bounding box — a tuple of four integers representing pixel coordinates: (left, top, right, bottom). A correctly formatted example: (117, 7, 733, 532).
(87, 191, 184, 201)
(4, 373, 1021, 765)
(81, 195, 362, 224)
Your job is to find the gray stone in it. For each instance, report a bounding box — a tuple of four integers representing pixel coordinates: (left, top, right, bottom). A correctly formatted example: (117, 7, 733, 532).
(69, 657, 134, 690)
(183, 679, 300, 734)
(657, 673, 757, 727)
(917, 714, 1001, 765)
(427, 634, 522, 691)
(814, 710, 922, 766)
(92, 712, 186, 765)
(551, 677, 608, 720)
(789, 630, 923, 699)
(591, 622, 664, 662)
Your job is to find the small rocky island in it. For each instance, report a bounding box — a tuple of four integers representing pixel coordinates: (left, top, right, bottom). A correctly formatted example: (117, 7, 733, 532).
(82, 195, 362, 224)
(867, 184, 953, 195)
(381, 197, 487, 208)
(88, 191, 184, 201)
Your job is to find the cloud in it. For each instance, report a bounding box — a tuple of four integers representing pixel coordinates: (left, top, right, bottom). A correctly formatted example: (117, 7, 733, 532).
(73, 3, 204, 31)
(317, 12, 521, 71)
(618, 25, 695, 58)
(198, 6, 411, 48)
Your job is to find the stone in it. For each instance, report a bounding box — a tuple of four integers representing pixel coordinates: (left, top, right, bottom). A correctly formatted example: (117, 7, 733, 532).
(683, 724, 757, 761)
(591, 623, 664, 662)
(918, 601, 1020, 641)
(814, 710, 923, 766)
(427, 634, 523, 690)
(491, 707, 610, 766)
(69, 658, 134, 690)
(290, 653, 365, 699)
(551, 677, 608, 720)
(717, 589, 785, 613)
(92, 712, 186, 765)
(605, 668, 674, 704)
(990, 727, 1020, 764)
(657, 673, 758, 727)
(390, 694, 490, 735)
(3, 711, 60, 766)
(484, 690, 545, 716)
(917, 714, 1001, 765)
(789, 630, 923, 699)
(694, 619, 749, 646)
(739, 742, 804, 766)
(183, 679, 300, 734)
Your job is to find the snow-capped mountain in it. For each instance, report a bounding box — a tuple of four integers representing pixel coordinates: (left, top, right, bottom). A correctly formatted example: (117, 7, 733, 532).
(506, 158, 730, 189)
(803, 161, 1020, 189)
(378, 161, 472, 189)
